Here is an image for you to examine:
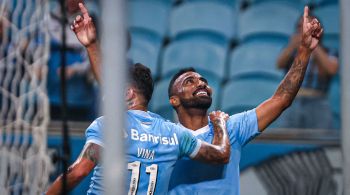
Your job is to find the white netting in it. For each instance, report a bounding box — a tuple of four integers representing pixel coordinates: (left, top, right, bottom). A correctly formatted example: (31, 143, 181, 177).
(0, 0, 53, 194)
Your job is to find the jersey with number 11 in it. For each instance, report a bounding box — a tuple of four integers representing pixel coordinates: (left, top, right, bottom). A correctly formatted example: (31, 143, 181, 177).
(85, 110, 201, 195)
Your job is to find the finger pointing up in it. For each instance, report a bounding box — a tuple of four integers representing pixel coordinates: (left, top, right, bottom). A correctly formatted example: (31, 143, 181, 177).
(303, 6, 309, 21)
(79, 3, 90, 18)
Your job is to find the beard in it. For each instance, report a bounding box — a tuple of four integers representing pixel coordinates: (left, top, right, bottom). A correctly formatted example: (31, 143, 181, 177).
(180, 96, 212, 110)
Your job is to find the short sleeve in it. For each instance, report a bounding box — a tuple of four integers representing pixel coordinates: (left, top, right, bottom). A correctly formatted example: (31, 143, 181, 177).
(176, 127, 202, 159)
(227, 109, 260, 146)
(85, 117, 105, 147)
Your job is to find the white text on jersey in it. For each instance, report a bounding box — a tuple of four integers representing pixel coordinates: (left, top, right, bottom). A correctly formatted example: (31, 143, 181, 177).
(131, 129, 179, 145)
(137, 148, 155, 160)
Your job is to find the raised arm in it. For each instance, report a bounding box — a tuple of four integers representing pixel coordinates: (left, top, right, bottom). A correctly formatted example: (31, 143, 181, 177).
(192, 111, 231, 164)
(46, 143, 101, 195)
(256, 6, 323, 131)
(71, 3, 101, 83)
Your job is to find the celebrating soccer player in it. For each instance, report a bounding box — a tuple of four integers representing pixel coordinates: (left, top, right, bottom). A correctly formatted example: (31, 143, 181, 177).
(166, 6, 323, 195)
(64, 3, 323, 195)
(46, 3, 231, 195)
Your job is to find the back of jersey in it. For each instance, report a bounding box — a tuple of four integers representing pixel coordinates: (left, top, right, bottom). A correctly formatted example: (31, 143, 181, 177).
(125, 110, 183, 195)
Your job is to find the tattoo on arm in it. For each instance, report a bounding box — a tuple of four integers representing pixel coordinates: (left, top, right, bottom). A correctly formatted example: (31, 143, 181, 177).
(194, 119, 230, 164)
(275, 48, 311, 104)
(80, 143, 101, 164)
(211, 118, 225, 144)
(46, 143, 100, 194)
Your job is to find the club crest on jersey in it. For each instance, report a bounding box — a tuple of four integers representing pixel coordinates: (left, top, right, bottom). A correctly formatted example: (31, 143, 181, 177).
(130, 129, 179, 145)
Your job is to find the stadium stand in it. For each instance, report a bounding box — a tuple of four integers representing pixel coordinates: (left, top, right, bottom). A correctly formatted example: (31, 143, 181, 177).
(221, 76, 280, 114)
(185, 0, 239, 7)
(238, 2, 300, 42)
(169, 1, 236, 42)
(314, 4, 339, 34)
(308, 0, 338, 6)
(313, 4, 340, 52)
(161, 38, 227, 83)
(328, 75, 340, 129)
(221, 76, 282, 127)
(47, 45, 97, 120)
(128, 0, 171, 37)
(149, 78, 177, 121)
(243, 0, 303, 9)
(128, 30, 163, 78)
(127, 0, 172, 79)
(228, 38, 285, 80)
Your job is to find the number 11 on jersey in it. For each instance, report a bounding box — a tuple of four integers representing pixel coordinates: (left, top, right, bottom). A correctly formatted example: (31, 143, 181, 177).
(128, 161, 158, 195)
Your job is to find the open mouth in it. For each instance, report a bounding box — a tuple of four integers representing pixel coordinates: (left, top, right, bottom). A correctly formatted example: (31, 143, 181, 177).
(193, 88, 210, 97)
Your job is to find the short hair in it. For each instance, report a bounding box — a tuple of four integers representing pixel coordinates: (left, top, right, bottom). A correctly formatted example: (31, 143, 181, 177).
(168, 67, 197, 98)
(129, 63, 154, 104)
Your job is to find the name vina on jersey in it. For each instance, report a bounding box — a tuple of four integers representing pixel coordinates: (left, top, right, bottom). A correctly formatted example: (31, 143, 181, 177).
(130, 129, 179, 145)
(137, 147, 155, 160)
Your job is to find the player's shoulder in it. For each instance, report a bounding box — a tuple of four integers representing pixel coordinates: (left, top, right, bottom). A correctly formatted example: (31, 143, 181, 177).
(91, 116, 105, 128)
(86, 116, 104, 135)
(144, 111, 183, 132)
(128, 110, 172, 123)
(223, 109, 258, 133)
(147, 111, 167, 121)
(94, 116, 105, 122)
(228, 109, 257, 123)
(127, 110, 163, 119)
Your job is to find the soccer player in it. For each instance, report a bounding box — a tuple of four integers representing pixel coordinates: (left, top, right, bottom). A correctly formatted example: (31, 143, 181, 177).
(46, 64, 231, 195)
(70, 3, 322, 195)
(46, 4, 231, 195)
(166, 6, 323, 195)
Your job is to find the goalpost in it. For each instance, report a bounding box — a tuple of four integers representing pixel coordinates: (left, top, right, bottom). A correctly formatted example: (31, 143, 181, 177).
(340, 0, 350, 194)
(0, 0, 53, 194)
(101, 0, 127, 194)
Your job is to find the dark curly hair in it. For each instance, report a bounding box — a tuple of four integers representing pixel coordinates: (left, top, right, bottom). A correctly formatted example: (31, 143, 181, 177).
(129, 63, 154, 105)
(168, 67, 197, 98)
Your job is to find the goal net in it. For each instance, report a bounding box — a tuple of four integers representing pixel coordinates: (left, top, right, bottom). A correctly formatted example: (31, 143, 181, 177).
(0, 0, 53, 194)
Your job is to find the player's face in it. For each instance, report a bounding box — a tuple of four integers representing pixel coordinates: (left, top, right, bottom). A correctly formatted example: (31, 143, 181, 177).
(173, 72, 212, 109)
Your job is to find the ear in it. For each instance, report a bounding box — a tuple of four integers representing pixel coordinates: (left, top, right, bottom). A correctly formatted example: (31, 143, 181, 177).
(126, 88, 134, 101)
(169, 96, 180, 107)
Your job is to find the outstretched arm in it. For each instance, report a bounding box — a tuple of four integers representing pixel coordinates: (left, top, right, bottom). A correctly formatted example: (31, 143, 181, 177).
(46, 143, 101, 195)
(192, 111, 231, 164)
(256, 6, 323, 131)
(71, 3, 101, 83)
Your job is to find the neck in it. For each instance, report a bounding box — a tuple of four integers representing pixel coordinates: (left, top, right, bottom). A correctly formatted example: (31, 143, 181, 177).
(127, 97, 148, 111)
(128, 105, 147, 112)
(177, 107, 208, 130)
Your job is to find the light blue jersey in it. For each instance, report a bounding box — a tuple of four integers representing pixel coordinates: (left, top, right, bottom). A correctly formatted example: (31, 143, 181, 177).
(168, 109, 260, 195)
(85, 110, 201, 195)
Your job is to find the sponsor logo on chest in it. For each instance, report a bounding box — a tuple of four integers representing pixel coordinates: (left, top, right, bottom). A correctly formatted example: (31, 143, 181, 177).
(130, 129, 179, 145)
